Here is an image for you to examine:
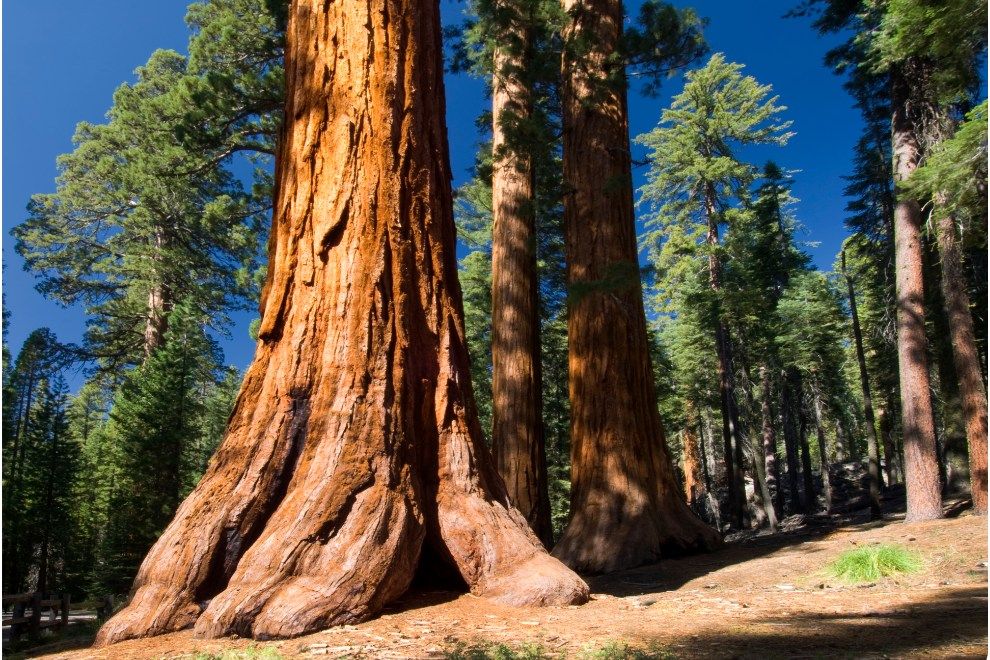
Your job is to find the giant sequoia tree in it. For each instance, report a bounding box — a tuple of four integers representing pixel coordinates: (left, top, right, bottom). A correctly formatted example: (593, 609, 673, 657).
(96, 0, 586, 644)
(553, 0, 719, 573)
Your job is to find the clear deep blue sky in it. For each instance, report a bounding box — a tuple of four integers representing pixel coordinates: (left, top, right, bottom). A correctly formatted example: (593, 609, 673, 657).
(2, 0, 861, 380)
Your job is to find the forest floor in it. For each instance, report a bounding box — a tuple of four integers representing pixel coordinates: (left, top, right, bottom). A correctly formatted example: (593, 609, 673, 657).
(21, 505, 989, 659)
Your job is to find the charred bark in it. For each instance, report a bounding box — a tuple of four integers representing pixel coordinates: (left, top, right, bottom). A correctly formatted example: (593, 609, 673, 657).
(490, 9, 553, 547)
(554, 0, 719, 573)
(96, 1, 587, 645)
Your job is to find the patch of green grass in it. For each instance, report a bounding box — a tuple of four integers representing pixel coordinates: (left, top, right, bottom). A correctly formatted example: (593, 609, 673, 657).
(443, 641, 550, 659)
(441, 640, 672, 660)
(827, 544, 922, 583)
(578, 641, 673, 659)
(192, 644, 284, 660)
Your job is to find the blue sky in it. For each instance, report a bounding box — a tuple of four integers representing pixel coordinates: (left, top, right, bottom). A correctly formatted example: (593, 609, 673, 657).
(2, 0, 862, 381)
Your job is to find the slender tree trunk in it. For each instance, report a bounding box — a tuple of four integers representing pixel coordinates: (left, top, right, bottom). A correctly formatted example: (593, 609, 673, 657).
(143, 229, 173, 357)
(704, 186, 747, 530)
(143, 284, 170, 357)
(554, 0, 719, 573)
(877, 406, 903, 486)
(781, 370, 802, 514)
(96, 1, 588, 645)
(740, 361, 776, 529)
(698, 409, 722, 526)
(935, 210, 988, 513)
(797, 387, 816, 514)
(842, 249, 882, 518)
(761, 366, 783, 520)
(490, 11, 553, 547)
(682, 426, 704, 508)
(891, 64, 943, 521)
(811, 382, 833, 514)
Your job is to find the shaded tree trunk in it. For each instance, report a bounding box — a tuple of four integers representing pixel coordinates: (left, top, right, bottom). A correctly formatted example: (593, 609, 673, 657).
(842, 248, 883, 518)
(781, 370, 803, 514)
(811, 382, 833, 514)
(935, 210, 988, 513)
(878, 403, 902, 485)
(798, 388, 816, 514)
(554, 0, 719, 573)
(702, 182, 745, 530)
(96, 0, 588, 645)
(891, 63, 942, 521)
(761, 366, 783, 520)
(490, 11, 553, 547)
(740, 361, 777, 529)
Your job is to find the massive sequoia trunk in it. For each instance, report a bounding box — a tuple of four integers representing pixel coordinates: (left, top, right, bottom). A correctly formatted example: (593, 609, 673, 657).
(96, 0, 587, 645)
(842, 249, 883, 519)
(934, 210, 988, 514)
(891, 63, 942, 521)
(554, 0, 719, 573)
(490, 12, 553, 547)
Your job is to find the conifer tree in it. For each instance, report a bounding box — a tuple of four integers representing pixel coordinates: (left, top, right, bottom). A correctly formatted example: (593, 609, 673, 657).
(637, 54, 792, 528)
(15, 49, 265, 367)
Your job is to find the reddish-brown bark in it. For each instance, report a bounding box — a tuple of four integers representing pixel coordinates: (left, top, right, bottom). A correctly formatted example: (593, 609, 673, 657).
(682, 426, 705, 508)
(490, 16, 553, 547)
(554, 0, 719, 573)
(934, 210, 988, 513)
(891, 65, 943, 521)
(95, 0, 587, 645)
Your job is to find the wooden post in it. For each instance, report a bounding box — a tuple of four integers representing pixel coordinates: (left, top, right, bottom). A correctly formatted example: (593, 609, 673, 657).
(12, 600, 26, 642)
(61, 593, 70, 628)
(30, 592, 42, 637)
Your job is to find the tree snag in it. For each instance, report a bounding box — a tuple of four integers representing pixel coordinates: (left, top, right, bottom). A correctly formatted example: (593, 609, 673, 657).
(891, 63, 942, 521)
(491, 7, 553, 547)
(554, 0, 720, 574)
(96, 0, 588, 645)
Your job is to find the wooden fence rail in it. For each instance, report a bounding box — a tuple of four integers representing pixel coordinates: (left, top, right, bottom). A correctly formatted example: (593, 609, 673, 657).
(2, 592, 70, 642)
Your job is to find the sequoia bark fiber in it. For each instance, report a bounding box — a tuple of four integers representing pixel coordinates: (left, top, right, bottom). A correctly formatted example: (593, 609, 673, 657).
(554, 0, 719, 574)
(491, 13, 553, 547)
(96, 0, 587, 645)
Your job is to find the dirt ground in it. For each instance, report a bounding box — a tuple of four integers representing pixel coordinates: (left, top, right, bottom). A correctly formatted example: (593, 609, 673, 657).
(25, 510, 989, 659)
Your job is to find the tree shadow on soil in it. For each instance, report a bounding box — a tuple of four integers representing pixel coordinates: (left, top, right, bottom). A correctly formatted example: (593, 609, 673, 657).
(659, 585, 988, 658)
(589, 491, 973, 598)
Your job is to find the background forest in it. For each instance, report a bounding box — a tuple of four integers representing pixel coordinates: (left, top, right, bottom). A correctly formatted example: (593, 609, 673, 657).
(2, 0, 987, 609)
